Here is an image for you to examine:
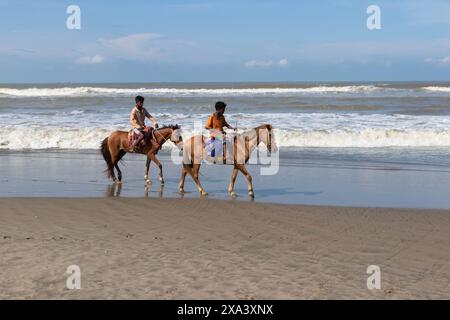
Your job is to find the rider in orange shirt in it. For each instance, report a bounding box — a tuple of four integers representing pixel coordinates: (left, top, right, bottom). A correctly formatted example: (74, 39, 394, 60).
(205, 101, 235, 157)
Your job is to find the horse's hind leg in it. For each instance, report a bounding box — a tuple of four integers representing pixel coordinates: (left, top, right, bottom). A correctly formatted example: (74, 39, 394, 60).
(114, 164, 122, 182)
(144, 157, 152, 185)
(110, 169, 117, 183)
(178, 165, 188, 193)
(237, 164, 254, 197)
(228, 166, 239, 197)
(114, 150, 126, 182)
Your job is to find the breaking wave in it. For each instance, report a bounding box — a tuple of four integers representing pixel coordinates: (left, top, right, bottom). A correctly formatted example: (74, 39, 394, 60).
(422, 86, 450, 93)
(0, 85, 391, 97)
(2, 125, 450, 150)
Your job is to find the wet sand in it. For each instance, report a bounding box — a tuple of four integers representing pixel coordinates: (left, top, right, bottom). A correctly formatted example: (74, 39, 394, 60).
(1, 150, 450, 208)
(0, 198, 449, 299)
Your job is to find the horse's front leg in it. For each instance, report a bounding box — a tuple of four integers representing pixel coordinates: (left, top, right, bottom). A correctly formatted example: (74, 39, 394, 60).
(149, 153, 164, 184)
(187, 164, 207, 196)
(237, 164, 254, 197)
(228, 166, 239, 197)
(193, 164, 207, 196)
(144, 157, 152, 185)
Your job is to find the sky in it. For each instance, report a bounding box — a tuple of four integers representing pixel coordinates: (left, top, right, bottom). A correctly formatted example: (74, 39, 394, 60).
(0, 0, 449, 83)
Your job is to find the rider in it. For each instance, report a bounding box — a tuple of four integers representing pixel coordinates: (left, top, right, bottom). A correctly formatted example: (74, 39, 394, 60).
(205, 101, 235, 157)
(130, 95, 159, 150)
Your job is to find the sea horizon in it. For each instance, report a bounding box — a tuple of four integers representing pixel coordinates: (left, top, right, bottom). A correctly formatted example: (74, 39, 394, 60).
(2, 80, 450, 85)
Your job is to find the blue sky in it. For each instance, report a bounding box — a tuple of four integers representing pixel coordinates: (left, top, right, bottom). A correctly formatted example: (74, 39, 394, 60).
(0, 0, 449, 83)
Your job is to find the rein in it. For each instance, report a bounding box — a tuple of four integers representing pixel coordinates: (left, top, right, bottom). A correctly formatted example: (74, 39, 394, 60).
(153, 128, 170, 149)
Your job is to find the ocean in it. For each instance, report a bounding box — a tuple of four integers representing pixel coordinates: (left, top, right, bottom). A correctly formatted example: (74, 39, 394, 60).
(1, 82, 450, 166)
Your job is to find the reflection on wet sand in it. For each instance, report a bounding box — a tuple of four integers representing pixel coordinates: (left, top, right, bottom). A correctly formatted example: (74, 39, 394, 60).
(107, 182, 166, 198)
(106, 183, 122, 197)
(3, 151, 450, 208)
(145, 183, 164, 198)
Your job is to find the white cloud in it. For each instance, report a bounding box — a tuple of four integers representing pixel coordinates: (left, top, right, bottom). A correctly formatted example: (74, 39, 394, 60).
(278, 58, 289, 67)
(425, 56, 450, 66)
(75, 55, 105, 65)
(244, 59, 274, 69)
(96, 32, 212, 63)
(439, 57, 450, 65)
(244, 58, 289, 69)
(99, 33, 164, 61)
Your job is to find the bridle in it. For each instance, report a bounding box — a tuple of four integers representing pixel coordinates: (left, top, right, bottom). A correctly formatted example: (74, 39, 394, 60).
(153, 127, 182, 148)
(153, 128, 166, 143)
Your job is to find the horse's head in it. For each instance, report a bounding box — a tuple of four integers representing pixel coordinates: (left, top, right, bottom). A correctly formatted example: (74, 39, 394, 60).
(154, 124, 182, 147)
(169, 124, 183, 146)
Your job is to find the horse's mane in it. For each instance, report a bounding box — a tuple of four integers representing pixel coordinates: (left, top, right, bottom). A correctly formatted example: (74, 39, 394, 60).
(239, 124, 272, 136)
(156, 124, 180, 130)
(254, 124, 272, 131)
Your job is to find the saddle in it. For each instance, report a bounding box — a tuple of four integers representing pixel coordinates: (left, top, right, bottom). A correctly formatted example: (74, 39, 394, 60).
(128, 127, 154, 151)
(204, 135, 234, 164)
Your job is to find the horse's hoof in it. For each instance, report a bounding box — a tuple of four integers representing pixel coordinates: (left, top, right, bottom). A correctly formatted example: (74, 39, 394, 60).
(248, 191, 254, 198)
(229, 191, 238, 198)
(159, 178, 165, 185)
(200, 190, 208, 196)
(116, 180, 122, 185)
(145, 179, 152, 185)
(178, 187, 184, 193)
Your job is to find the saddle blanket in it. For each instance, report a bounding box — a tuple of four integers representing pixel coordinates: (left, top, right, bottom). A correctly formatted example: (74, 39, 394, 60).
(128, 127, 153, 147)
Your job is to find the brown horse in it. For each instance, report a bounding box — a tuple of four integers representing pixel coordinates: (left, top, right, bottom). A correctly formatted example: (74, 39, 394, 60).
(100, 125, 182, 184)
(178, 124, 274, 197)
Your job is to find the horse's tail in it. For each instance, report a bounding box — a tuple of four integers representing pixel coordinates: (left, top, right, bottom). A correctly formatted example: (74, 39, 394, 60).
(100, 137, 114, 178)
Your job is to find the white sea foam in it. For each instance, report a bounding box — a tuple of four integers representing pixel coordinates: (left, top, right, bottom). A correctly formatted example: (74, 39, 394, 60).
(2, 85, 450, 98)
(0, 85, 384, 97)
(2, 127, 450, 149)
(422, 86, 450, 93)
(2, 112, 450, 149)
(274, 129, 450, 147)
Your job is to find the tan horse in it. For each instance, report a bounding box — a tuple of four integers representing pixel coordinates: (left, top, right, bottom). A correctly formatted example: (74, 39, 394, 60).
(178, 124, 274, 197)
(100, 125, 182, 184)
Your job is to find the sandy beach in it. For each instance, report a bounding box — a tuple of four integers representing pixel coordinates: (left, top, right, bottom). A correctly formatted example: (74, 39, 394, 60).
(1, 197, 449, 299)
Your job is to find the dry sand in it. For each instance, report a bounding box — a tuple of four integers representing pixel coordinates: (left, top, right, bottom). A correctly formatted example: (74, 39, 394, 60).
(0, 198, 449, 299)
